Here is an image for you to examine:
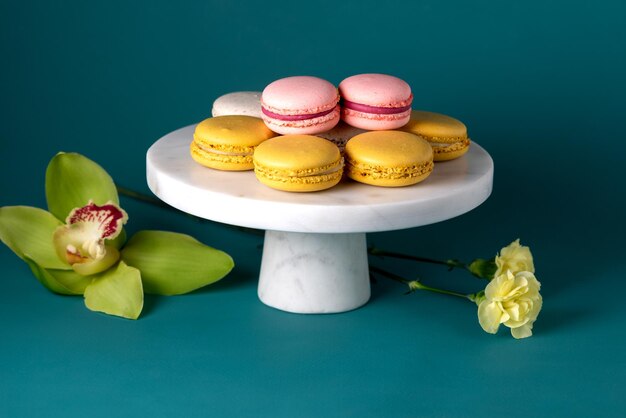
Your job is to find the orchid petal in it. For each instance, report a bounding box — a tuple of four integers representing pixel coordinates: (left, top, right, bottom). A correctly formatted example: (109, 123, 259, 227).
(23, 257, 78, 295)
(84, 261, 143, 319)
(0, 206, 70, 270)
(45, 153, 120, 222)
(47, 269, 93, 294)
(23, 257, 92, 295)
(121, 230, 234, 295)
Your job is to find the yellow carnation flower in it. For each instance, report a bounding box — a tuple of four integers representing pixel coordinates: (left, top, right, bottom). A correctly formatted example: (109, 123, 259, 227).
(494, 239, 534, 278)
(477, 270, 542, 339)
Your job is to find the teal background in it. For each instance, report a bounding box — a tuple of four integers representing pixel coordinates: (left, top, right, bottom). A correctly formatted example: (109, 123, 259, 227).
(1, 1, 625, 416)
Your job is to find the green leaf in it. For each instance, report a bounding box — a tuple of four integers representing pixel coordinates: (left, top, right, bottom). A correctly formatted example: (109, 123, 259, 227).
(24, 257, 91, 295)
(84, 261, 143, 319)
(45, 152, 119, 221)
(0, 206, 70, 270)
(121, 230, 234, 295)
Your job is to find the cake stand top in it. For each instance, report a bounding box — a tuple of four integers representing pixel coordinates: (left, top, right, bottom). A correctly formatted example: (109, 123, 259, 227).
(147, 125, 493, 233)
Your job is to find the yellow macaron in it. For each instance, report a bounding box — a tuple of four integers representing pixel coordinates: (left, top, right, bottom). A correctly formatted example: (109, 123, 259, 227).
(253, 135, 343, 192)
(345, 131, 434, 187)
(400, 110, 470, 161)
(190, 115, 277, 171)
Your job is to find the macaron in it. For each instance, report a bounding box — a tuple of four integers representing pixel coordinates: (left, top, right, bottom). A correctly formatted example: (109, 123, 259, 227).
(253, 135, 343, 192)
(339, 73, 413, 130)
(345, 131, 433, 187)
(190, 115, 277, 171)
(399, 110, 470, 161)
(316, 121, 367, 153)
(261, 76, 340, 135)
(211, 91, 263, 118)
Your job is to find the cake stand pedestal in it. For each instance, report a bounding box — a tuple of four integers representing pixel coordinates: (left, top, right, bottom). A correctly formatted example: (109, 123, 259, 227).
(147, 125, 494, 314)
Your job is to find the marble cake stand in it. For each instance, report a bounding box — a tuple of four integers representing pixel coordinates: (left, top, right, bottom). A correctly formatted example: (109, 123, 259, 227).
(146, 125, 494, 314)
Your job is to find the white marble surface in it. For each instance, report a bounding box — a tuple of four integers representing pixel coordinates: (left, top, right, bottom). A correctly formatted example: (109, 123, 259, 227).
(147, 124, 494, 233)
(258, 231, 370, 313)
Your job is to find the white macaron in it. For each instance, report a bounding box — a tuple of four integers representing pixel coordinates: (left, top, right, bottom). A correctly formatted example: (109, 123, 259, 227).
(211, 91, 263, 118)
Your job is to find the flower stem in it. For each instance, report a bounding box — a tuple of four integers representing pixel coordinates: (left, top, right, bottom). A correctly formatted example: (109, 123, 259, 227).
(369, 247, 469, 271)
(369, 265, 473, 301)
(116, 185, 171, 209)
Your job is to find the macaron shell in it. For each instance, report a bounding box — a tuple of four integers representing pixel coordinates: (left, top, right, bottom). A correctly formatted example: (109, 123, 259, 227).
(431, 138, 471, 161)
(401, 110, 468, 140)
(211, 91, 262, 118)
(253, 135, 343, 192)
(347, 167, 432, 187)
(261, 76, 339, 115)
(255, 168, 342, 192)
(194, 115, 275, 147)
(400, 110, 470, 161)
(339, 74, 412, 108)
(341, 108, 411, 130)
(345, 131, 433, 187)
(191, 115, 276, 171)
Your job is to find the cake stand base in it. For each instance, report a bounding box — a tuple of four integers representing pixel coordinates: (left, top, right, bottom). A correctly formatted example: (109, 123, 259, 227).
(258, 231, 370, 314)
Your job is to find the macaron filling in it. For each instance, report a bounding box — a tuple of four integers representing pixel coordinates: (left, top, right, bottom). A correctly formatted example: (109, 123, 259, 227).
(191, 142, 255, 167)
(195, 143, 253, 157)
(261, 105, 338, 121)
(342, 99, 413, 115)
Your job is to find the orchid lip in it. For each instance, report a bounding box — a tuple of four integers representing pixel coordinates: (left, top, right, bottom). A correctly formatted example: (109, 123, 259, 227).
(66, 201, 127, 240)
(53, 201, 129, 275)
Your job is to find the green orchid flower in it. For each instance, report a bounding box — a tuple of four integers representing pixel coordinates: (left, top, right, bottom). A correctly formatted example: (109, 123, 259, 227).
(53, 200, 129, 276)
(0, 152, 234, 319)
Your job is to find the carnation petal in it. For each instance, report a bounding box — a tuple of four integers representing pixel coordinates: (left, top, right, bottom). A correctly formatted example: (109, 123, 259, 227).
(528, 294, 543, 322)
(486, 270, 515, 300)
(495, 239, 535, 277)
(478, 301, 503, 334)
(506, 302, 521, 321)
(511, 324, 533, 339)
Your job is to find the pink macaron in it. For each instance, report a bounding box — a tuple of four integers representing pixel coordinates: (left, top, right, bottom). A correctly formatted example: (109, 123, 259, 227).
(261, 76, 340, 135)
(339, 73, 413, 130)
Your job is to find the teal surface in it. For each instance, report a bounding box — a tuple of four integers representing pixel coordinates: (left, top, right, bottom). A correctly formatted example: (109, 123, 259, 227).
(1, 1, 625, 416)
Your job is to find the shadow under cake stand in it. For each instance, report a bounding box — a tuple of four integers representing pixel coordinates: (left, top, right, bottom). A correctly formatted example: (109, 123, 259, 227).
(147, 125, 494, 314)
